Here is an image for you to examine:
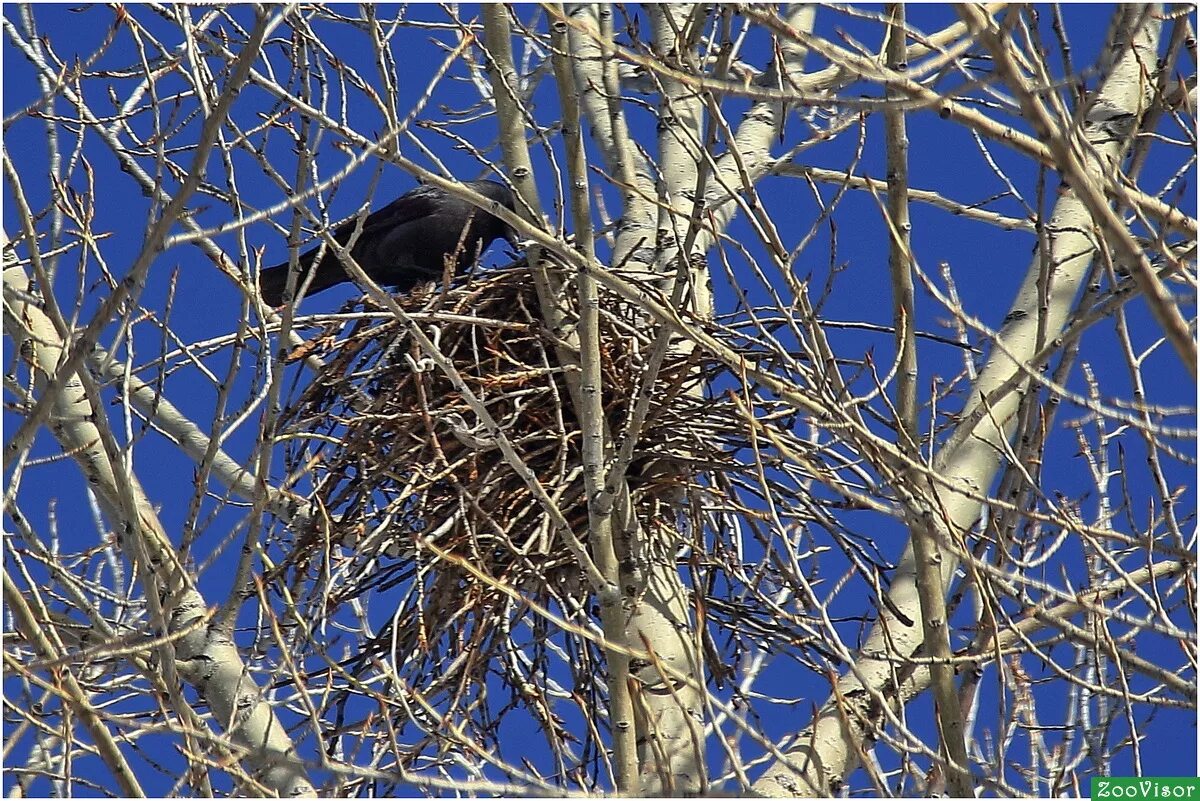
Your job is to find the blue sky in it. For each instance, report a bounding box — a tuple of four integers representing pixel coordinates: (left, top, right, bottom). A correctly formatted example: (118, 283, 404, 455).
(4, 4, 1195, 796)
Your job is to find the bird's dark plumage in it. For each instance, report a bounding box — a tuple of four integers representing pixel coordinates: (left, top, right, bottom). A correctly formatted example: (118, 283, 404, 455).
(259, 180, 516, 306)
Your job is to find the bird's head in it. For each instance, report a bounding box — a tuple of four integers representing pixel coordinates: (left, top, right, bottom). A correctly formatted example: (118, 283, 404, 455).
(469, 180, 520, 247)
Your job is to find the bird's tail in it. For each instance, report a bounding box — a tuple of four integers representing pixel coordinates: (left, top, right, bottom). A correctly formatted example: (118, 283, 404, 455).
(258, 251, 347, 307)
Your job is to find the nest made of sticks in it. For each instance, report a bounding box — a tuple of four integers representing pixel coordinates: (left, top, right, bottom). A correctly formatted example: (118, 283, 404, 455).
(274, 264, 730, 657)
(264, 264, 852, 782)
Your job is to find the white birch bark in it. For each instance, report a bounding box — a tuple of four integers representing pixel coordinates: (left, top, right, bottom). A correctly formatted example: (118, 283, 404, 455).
(562, 6, 821, 792)
(753, 7, 1164, 795)
(3, 262, 315, 797)
(3, 10, 314, 793)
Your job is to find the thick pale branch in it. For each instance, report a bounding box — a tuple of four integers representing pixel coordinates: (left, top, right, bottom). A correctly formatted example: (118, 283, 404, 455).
(549, 4, 640, 791)
(882, 5, 972, 797)
(3, 264, 314, 797)
(752, 6, 1167, 796)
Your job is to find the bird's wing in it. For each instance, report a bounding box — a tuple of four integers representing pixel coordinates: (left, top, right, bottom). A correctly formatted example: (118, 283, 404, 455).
(334, 184, 446, 244)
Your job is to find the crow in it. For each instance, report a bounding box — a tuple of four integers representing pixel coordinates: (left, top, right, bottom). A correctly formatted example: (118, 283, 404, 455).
(259, 180, 516, 306)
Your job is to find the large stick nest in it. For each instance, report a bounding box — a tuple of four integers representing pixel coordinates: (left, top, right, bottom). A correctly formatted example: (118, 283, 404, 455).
(268, 266, 844, 781)
(274, 265, 729, 655)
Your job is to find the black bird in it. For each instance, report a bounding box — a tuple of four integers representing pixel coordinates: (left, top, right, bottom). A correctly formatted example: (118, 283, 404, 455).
(259, 180, 516, 306)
